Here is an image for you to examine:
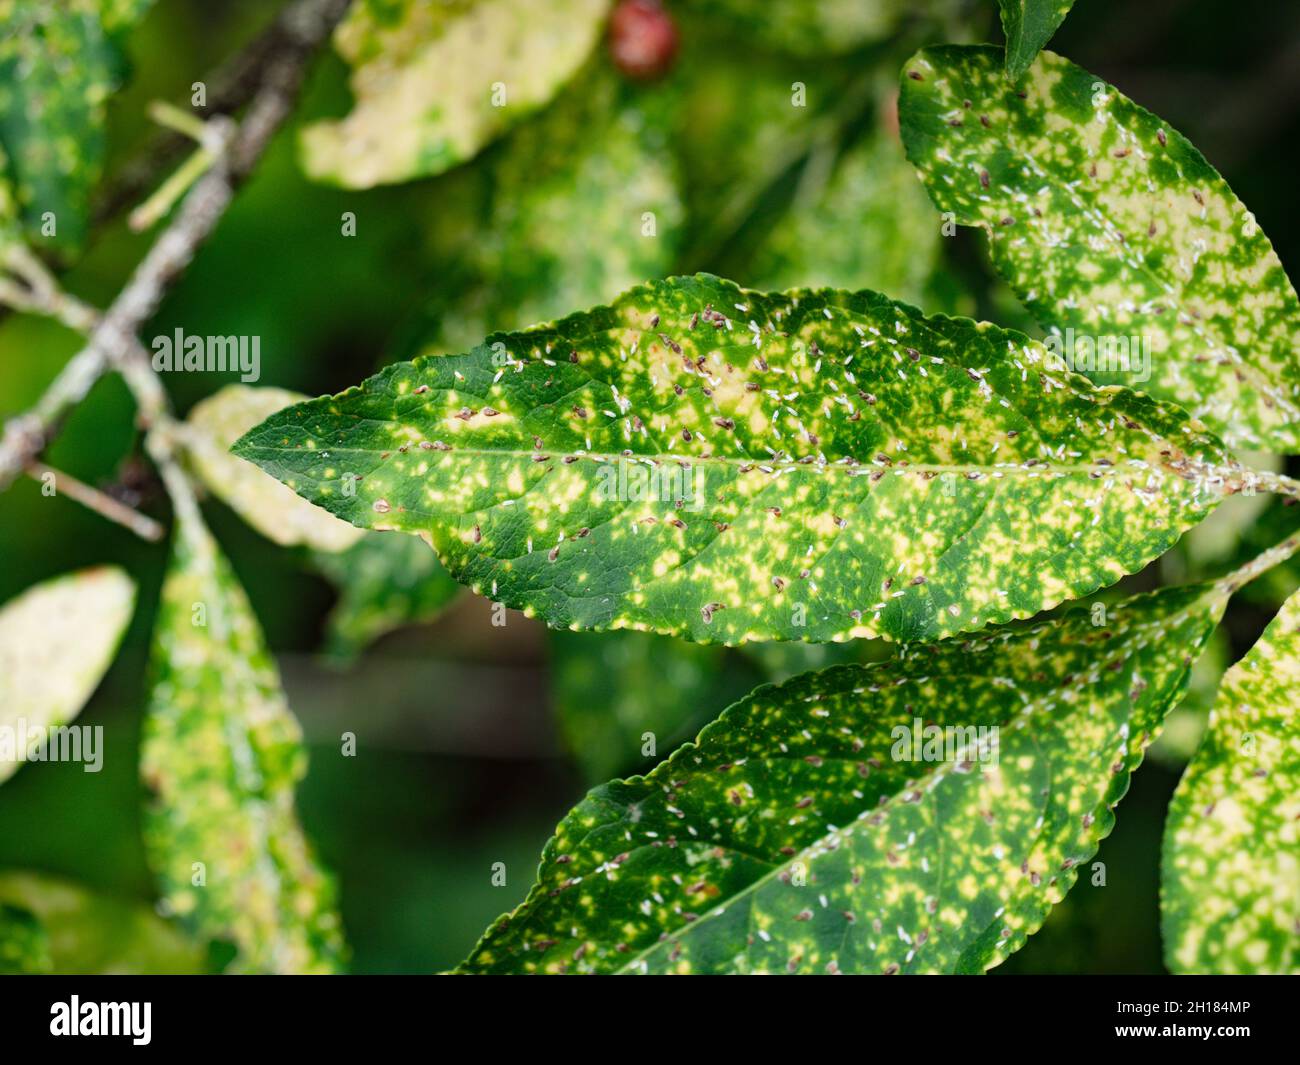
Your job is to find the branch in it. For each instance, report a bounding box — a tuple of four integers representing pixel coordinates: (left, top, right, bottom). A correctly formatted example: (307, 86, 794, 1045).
(26, 461, 166, 542)
(93, 0, 351, 223)
(1234, 467, 1300, 502)
(1218, 529, 1300, 596)
(0, 0, 349, 493)
(0, 245, 99, 332)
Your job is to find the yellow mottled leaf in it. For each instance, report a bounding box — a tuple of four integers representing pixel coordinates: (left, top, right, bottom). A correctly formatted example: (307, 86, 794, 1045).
(1162, 586, 1300, 974)
(299, 0, 610, 187)
(0, 567, 134, 783)
(141, 506, 346, 973)
(900, 46, 1300, 451)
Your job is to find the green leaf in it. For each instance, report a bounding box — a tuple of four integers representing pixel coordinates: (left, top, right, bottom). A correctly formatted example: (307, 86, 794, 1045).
(747, 127, 941, 307)
(421, 64, 683, 354)
(1162, 586, 1300, 974)
(550, 630, 762, 783)
(312, 530, 462, 663)
(459, 581, 1224, 973)
(233, 273, 1233, 646)
(898, 45, 1300, 452)
(184, 385, 365, 552)
(140, 505, 346, 973)
(0, 0, 154, 251)
(0, 871, 204, 975)
(0, 144, 19, 256)
(666, 33, 862, 261)
(998, 1, 1076, 80)
(182, 386, 461, 661)
(298, 0, 610, 187)
(683, 0, 907, 57)
(0, 903, 52, 974)
(0, 566, 135, 784)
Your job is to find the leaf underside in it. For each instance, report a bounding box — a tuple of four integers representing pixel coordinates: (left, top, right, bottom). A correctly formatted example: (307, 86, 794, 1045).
(140, 508, 345, 974)
(899, 45, 1300, 452)
(234, 273, 1231, 646)
(298, 0, 610, 187)
(0, 567, 135, 784)
(459, 582, 1223, 973)
(1162, 587, 1300, 974)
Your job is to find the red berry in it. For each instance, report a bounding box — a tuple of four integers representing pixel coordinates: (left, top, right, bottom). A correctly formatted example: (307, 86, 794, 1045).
(609, 0, 679, 80)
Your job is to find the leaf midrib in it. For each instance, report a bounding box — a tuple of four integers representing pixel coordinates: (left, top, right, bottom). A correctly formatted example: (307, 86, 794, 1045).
(611, 721, 1009, 975)
(244, 442, 1202, 483)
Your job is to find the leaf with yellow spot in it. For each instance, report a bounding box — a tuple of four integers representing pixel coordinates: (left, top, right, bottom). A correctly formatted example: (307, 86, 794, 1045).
(184, 385, 365, 552)
(998, 1, 1076, 80)
(899, 45, 1300, 452)
(298, 0, 610, 188)
(0, 0, 154, 251)
(140, 505, 346, 973)
(0, 567, 135, 784)
(1161, 587, 1300, 974)
(234, 273, 1235, 646)
(182, 385, 462, 660)
(458, 581, 1224, 973)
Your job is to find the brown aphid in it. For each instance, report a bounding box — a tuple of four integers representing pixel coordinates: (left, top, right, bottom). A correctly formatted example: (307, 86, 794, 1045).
(659, 332, 682, 355)
(700, 601, 725, 624)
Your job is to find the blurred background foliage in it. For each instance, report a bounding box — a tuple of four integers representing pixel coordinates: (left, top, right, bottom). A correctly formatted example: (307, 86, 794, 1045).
(2, 0, 1299, 973)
